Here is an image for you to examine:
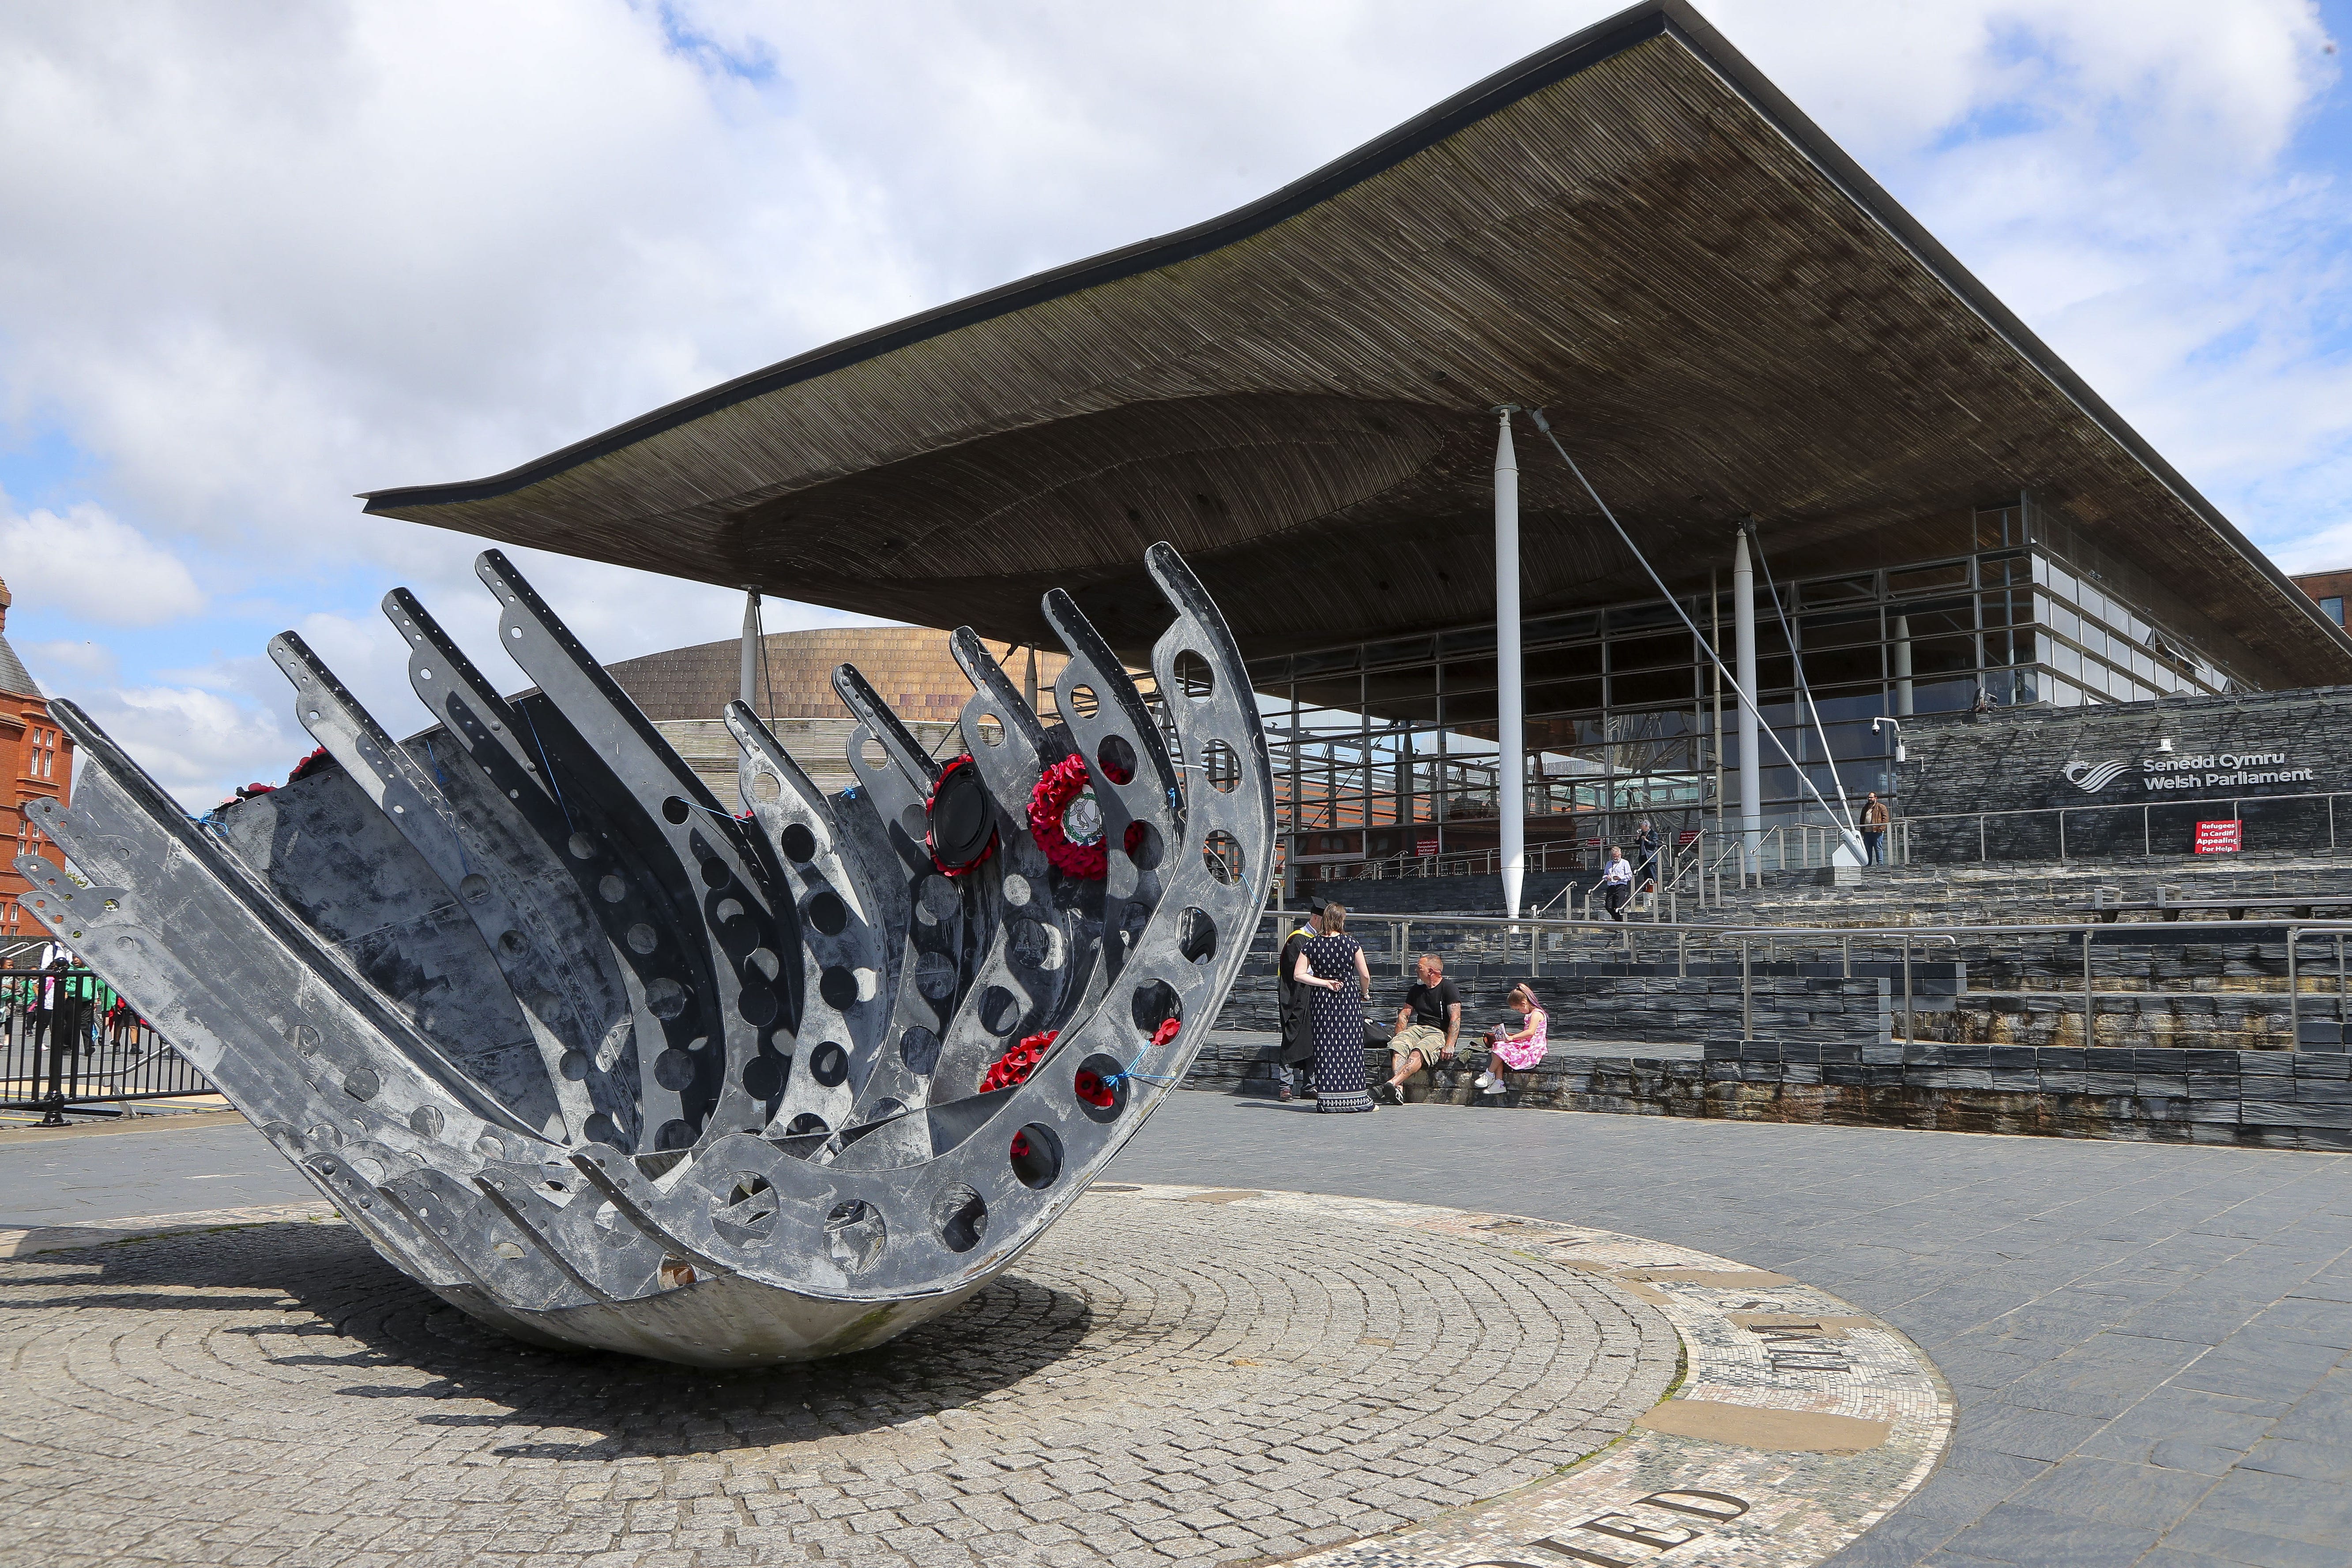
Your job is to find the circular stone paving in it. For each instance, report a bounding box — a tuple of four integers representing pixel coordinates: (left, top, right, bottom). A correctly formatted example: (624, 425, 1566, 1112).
(0, 1184, 1679, 1568)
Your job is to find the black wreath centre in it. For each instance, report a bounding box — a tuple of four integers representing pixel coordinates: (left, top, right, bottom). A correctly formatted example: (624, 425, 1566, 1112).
(926, 755, 998, 874)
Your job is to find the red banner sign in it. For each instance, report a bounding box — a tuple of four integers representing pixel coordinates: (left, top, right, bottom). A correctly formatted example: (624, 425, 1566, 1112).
(1677, 830, 1701, 848)
(1414, 839, 1440, 857)
(2194, 820, 2243, 854)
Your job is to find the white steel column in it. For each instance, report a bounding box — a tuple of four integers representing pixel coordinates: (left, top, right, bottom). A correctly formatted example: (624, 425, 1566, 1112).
(740, 589, 763, 711)
(1734, 530, 1761, 873)
(1893, 613, 1915, 716)
(1494, 410, 1525, 918)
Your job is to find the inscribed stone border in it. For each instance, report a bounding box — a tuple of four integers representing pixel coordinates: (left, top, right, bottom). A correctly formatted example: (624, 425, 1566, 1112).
(1220, 1189, 1955, 1568)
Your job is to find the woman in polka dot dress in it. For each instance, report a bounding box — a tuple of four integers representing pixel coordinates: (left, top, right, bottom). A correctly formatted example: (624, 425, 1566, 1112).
(1293, 902, 1375, 1113)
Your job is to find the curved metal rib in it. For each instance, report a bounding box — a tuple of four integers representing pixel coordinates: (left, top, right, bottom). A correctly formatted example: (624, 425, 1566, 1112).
(16, 545, 1272, 1367)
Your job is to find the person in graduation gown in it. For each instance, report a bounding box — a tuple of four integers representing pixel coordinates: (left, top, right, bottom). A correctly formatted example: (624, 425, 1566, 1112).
(1275, 908, 1321, 1100)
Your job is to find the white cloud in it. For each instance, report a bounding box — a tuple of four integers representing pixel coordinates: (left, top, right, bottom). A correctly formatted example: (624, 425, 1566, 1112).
(0, 0, 2344, 748)
(2269, 522, 2352, 575)
(75, 684, 296, 809)
(17, 639, 118, 685)
(0, 493, 206, 625)
(1725, 0, 2352, 562)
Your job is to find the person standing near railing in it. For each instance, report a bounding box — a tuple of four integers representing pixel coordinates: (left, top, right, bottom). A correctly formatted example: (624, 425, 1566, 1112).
(1599, 845, 1633, 922)
(32, 956, 66, 1054)
(1862, 792, 1889, 865)
(1634, 821, 1660, 894)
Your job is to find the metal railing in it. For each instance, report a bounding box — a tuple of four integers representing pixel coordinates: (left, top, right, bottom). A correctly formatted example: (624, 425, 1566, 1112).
(1255, 908, 2352, 1050)
(0, 968, 214, 1123)
(1299, 820, 1851, 912)
(1299, 837, 1599, 884)
(1890, 787, 2352, 865)
(1295, 783, 2352, 893)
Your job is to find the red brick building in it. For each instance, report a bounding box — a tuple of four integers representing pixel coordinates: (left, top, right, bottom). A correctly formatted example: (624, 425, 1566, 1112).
(0, 577, 73, 947)
(2291, 568, 2352, 630)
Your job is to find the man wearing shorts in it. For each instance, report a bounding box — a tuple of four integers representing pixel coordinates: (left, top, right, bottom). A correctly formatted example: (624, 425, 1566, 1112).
(1374, 953, 1460, 1105)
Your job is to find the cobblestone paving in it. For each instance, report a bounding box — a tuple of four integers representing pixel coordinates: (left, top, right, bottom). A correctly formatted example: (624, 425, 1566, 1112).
(0, 1185, 1676, 1567)
(1253, 1196, 1952, 1568)
(1118, 1097, 2352, 1568)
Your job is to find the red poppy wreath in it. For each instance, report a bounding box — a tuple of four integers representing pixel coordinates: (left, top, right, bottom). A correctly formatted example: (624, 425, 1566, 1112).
(1027, 754, 1144, 880)
(980, 1028, 1056, 1093)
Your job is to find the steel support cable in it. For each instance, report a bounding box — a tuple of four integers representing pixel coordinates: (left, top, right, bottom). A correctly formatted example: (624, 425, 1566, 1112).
(1742, 520, 1862, 842)
(1522, 409, 1857, 849)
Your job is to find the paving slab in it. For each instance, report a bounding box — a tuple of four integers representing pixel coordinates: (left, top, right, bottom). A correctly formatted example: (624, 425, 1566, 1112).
(1100, 1096, 2352, 1565)
(4, 1096, 2349, 1562)
(0, 1182, 1962, 1567)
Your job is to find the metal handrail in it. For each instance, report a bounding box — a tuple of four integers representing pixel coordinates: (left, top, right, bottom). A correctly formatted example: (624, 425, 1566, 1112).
(1302, 782, 2352, 889)
(1253, 907, 2352, 1049)
(1890, 786, 2352, 865)
(1305, 837, 1601, 884)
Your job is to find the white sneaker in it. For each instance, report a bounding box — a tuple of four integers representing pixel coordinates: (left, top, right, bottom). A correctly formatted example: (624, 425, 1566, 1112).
(1472, 1072, 1492, 1089)
(1483, 1076, 1508, 1094)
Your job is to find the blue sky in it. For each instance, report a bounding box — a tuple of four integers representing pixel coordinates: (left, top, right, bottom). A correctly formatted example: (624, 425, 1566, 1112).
(1, 0, 2346, 806)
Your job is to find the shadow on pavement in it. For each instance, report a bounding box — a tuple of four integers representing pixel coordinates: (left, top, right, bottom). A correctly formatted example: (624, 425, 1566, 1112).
(10, 1216, 1097, 1459)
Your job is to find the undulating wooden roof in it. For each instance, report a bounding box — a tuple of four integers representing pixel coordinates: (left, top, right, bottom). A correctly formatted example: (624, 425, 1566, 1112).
(361, 0, 2350, 686)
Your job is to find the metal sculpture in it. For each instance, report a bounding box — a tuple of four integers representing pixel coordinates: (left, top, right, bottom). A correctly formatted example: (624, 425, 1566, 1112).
(15, 543, 1272, 1366)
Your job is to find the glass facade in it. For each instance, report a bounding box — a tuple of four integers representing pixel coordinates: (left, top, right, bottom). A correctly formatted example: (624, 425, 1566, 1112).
(1252, 504, 2260, 881)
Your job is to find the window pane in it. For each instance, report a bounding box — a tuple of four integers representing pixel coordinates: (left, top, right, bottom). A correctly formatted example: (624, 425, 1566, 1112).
(1527, 678, 1602, 716)
(1609, 669, 1691, 707)
(1293, 647, 1358, 677)
(1365, 665, 1435, 704)
(1800, 609, 1882, 647)
(1889, 561, 1971, 595)
(1525, 644, 1603, 681)
(1897, 597, 1975, 637)
(1803, 644, 1884, 686)
(1363, 636, 1432, 668)
(1444, 690, 1498, 726)
(1442, 657, 1498, 693)
(1438, 627, 1496, 657)
(1524, 612, 1597, 644)
(1908, 635, 1978, 678)
(1604, 601, 1690, 633)
(1802, 574, 1875, 605)
(1611, 632, 1693, 671)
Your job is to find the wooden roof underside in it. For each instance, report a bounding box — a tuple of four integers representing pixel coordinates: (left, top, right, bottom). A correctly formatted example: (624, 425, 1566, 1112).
(362, 0, 2352, 685)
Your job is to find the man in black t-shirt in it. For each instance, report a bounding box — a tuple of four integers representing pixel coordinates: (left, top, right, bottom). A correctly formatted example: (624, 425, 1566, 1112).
(1374, 953, 1460, 1104)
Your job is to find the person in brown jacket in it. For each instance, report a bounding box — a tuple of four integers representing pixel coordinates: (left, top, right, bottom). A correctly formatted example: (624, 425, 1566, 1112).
(1862, 792, 1890, 865)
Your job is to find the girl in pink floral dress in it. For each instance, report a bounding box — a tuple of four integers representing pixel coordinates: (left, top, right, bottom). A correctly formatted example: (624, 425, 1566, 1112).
(1474, 984, 1547, 1094)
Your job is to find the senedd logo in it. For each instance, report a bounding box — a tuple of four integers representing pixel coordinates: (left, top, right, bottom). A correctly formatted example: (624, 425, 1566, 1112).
(2063, 759, 2130, 793)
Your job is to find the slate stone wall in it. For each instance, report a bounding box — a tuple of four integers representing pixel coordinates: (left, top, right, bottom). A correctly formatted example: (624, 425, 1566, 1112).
(1211, 958, 1961, 1046)
(1182, 1032, 2352, 1150)
(1897, 686, 2352, 861)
